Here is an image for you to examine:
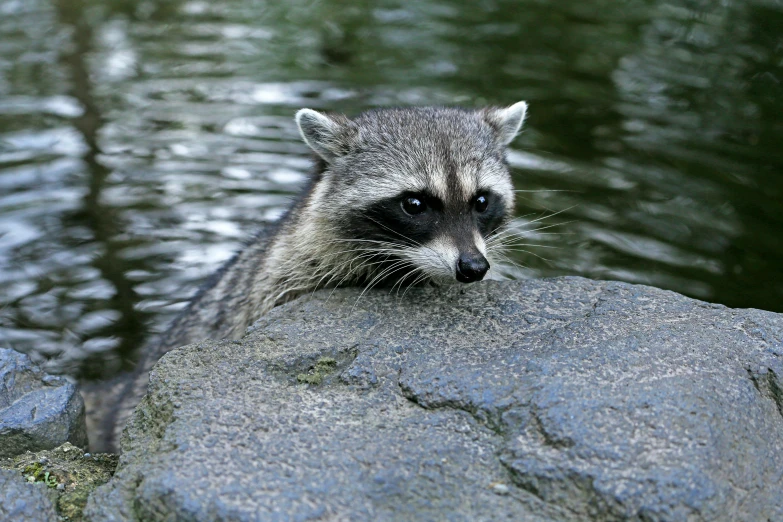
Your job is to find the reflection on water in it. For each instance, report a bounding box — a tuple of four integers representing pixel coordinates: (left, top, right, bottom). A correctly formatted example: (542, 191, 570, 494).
(0, 0, 781, 379)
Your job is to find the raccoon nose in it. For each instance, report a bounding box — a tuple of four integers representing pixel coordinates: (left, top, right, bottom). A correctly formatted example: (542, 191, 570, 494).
(456, 253, 490, 283)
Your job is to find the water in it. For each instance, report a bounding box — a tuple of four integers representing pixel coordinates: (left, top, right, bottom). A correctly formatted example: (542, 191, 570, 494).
(1, 0, 781, 379)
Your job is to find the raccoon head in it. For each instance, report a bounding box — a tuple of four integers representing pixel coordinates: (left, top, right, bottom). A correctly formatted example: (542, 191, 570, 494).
(295, 102, 527, 285)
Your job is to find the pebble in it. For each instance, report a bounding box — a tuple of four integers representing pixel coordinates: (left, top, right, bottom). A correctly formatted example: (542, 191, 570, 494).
(490, 483, 509, 496)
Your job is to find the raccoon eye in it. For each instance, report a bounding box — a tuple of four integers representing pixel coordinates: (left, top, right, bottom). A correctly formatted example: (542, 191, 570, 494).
(401, 197, 426, 216)
(474, 195, 489, 213)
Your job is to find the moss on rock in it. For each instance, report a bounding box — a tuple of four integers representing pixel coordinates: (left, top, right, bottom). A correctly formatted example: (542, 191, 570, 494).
(0, 442, 118, 521)
(296, 356, 338, 385)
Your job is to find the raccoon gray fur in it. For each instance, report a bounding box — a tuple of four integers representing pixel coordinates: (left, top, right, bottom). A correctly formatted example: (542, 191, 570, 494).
(86, 102, 528, 452)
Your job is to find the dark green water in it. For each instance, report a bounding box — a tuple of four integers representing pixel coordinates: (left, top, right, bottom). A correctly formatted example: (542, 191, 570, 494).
(1, 0, 781, 379)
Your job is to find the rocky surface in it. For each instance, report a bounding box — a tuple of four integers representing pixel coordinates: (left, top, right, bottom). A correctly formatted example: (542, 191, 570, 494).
(1, 442, 118, 521)
(0, 468, 59, 522)
(0, 349, 88, 458)
(85, 277, 783, 521)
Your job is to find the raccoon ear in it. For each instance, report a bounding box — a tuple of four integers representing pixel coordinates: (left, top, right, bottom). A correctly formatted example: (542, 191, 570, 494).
(295, 108, 356, 163)
(483, 101, 528, 146)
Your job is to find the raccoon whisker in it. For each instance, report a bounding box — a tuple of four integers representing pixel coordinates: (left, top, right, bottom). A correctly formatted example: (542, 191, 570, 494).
(487, 233, 529, 247)
(489, 236, 554, 251)
(513, 189, 576, 193)
(351, 259, 415, 312)
(278, 247, 398, 286)
(311, 253, 384, 293)
(499, 214, 548, 230)
(274, 253, 351, 284)
(328, 243, 403, 252)
(382, 262, 419, 289)
(325, 254, 400, 302)
(512, 198, 570, 214)
(485, 213, 539, 241)
(315, 248, 403, 265)
(492, 232, 573, 243)
(498, 248, 554, 265)
(390, 265, 424, 296)
(269, 284, 311, 307)
(490, 244, 536, 264)
(490, 251, 530, 274)
(493, 220, 565, 238)
(277, 253, 387, 304)
(366, 259, 414, 289)
(323, 250, 413, 284)
(381, 261, 419, 289)
(332, 238, 395, 243)
(488, 236, 554, 249)
(486, 220, 515, 238)
(484, 226, 514, 244)
(363, 216, 424, 248)
(318, 250, 389, 278)
(490, 243, 561, 250)
(329, 242, 414, 257)
(498, 211, 573, 234)
(401, 271, 430, 298)
(327, 241, 420, 271)
(525, 220, 575, 232)
(488, 221, 573, 244)
(332, 238, 411, 248)
(323, 263, 374, 303)
(495, 250, 528, 266)
(513, 206, 576, 226)
(522, 231, 573, 236)
(323, 255, 394, 290)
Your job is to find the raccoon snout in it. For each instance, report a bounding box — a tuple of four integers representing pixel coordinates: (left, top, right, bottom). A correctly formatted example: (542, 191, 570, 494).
(455, 253, 490, 283)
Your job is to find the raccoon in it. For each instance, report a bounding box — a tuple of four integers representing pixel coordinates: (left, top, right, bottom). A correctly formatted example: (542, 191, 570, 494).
(86, 102, 528, 451)
(164, 101, 527, 346)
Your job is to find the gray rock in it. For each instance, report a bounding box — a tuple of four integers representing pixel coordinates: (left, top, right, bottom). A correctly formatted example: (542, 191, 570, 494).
(85, 277, 783, 521)
(0, 468, 58, 522)
(0, 349, 88, 458)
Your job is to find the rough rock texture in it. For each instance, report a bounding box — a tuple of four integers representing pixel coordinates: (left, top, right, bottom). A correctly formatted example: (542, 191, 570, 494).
(85, 277, 783, 521)
(0, 468, 59, 522)
(1, 442, 118, 521)
(0, 349, 88, 458)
